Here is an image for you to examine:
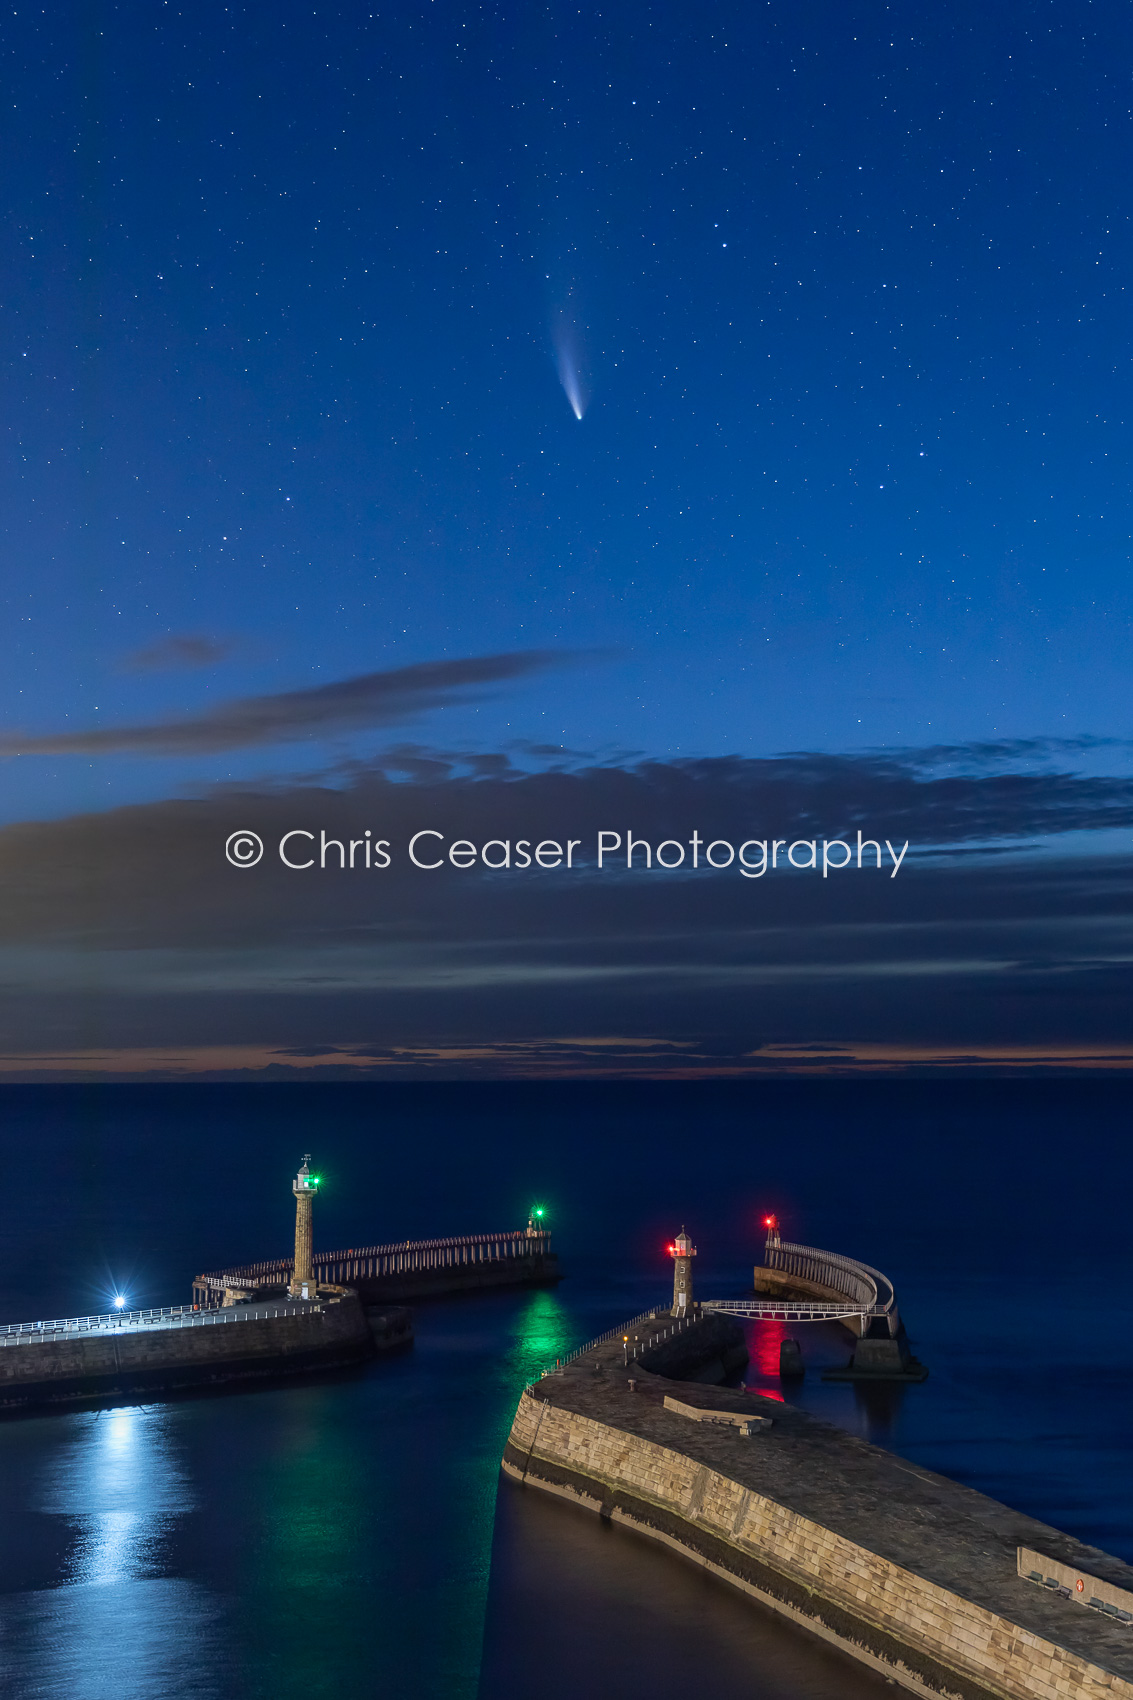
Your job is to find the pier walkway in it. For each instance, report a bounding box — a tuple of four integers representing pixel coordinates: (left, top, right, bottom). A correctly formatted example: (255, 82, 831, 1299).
(0, 1288, 387, 1412)
(0, 1296, 325, 1347)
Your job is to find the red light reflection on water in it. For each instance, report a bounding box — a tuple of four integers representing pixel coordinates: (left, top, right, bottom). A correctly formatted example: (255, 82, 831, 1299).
(742, 1320, 795, 1402)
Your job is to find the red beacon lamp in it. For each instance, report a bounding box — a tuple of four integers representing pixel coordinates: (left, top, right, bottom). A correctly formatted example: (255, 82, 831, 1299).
(668, 1226, 697, 1316)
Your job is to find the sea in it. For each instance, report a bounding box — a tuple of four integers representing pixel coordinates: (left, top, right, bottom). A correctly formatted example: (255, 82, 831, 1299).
(0, 1078, 1129, 1700)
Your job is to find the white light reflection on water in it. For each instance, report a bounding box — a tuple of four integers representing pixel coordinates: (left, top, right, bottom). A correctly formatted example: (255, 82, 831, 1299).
(1, 1575, 223, 1700)
(0, 1406, 224, 1700)
(39, 1405, 189, 1584)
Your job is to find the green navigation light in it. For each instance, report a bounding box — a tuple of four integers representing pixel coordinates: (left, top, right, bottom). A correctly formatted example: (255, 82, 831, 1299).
(533, 1207, 545, 1218)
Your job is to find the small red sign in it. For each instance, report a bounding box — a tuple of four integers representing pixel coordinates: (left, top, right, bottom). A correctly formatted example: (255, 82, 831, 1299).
(1075, 1579, 1085, 1593)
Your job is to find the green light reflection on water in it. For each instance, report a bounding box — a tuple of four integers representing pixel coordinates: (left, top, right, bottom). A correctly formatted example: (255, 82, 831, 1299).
(228, 1288, 584, 1700)
(238, 1385, 381, 1699)
(506, 1287, 575, 1387)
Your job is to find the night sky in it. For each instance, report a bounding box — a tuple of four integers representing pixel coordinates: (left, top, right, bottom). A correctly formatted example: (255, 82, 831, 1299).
(3, 2, 1133, 1076)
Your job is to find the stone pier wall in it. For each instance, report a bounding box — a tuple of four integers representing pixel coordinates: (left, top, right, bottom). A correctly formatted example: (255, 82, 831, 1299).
(751, 1266, 866, 1335)
(504, 1387, 1133, 1700)
(0, 1292, 381, 1410)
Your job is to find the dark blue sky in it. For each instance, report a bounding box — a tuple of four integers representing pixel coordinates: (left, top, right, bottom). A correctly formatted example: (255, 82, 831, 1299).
(5, 1, 1133, 823)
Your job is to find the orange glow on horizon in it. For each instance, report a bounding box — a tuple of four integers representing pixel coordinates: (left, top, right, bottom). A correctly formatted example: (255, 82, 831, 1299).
(2, 1037, 1133, 1082)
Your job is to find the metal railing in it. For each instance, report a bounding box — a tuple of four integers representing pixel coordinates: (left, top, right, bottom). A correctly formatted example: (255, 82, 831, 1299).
(194, 1227, 553, 1305)
(0, 1303, 196, 1338)
(529, 1303, 712, 1388)
(702, 1297, 879, 1321)
(764, 1239, 897, 1318)
(0, 1298, 320, 1348)
(619, 1310, 706, 1363)
(558, 1309, 660, 1368)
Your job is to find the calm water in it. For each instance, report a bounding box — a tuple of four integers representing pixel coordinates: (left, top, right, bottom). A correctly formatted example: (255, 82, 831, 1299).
(0, 1079, 1130, 1699)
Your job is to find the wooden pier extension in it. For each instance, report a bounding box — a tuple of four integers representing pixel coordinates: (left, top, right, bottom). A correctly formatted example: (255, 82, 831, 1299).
(194, 1226, 560, 1308)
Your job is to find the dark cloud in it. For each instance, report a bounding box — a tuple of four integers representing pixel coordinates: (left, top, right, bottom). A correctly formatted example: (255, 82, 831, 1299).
(0, 740, 1131, 1070)
(2, 650, 574, 757)
(896, 734, 1129, 770)
(119, 633, 234, 673)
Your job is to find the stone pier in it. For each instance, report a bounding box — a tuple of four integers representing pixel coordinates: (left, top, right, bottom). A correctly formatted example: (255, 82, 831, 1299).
(504, 1330, 1133, 1699)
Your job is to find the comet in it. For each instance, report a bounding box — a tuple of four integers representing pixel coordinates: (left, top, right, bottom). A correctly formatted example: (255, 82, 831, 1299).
(552, 302, 591, 420)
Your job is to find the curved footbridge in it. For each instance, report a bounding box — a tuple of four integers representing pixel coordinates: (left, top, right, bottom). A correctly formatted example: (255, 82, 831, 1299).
(699, 1224, 926, 1381)
(505, 1296, 1133, 1700)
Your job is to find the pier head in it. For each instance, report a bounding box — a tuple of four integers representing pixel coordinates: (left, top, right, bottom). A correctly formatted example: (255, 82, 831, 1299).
(743, 1217, 926, 1382)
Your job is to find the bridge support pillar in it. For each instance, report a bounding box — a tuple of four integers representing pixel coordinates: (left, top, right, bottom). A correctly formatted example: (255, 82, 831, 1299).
(823, 1322, 928, 1383)
(849, 1337, 908, 1373)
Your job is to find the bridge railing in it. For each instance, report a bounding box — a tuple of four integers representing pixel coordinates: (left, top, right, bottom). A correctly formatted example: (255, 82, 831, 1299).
(194, 1227, 554, 1306)
(0, 1298, 319, 1347)
(702, 1298, 878, 1321)
(766, 1239, 897, 1317)
(762, 1239, 900, 1335)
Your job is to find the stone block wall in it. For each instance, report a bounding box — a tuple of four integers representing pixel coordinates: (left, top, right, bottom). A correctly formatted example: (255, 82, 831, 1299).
(506, 1393, 1131, 1700)
(0, 1293, 374, 1408)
